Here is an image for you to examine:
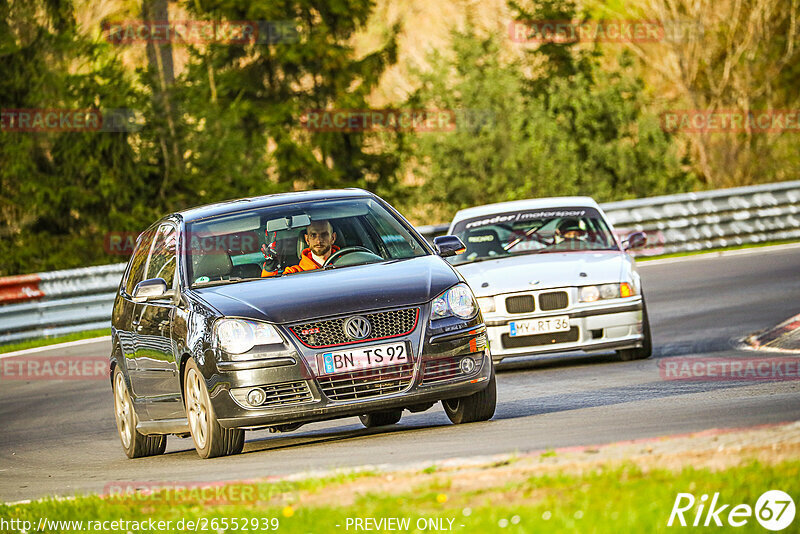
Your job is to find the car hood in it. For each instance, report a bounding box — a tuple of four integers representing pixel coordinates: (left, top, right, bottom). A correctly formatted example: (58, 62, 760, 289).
(454, 251, 630, 297)
(192, 255, 459, 324)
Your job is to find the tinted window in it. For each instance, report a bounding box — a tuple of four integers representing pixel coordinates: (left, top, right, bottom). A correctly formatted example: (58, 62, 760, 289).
(124, 227, 157, 294)
(185, 198, 428, 287)
(449, 206, 618, 265)
(365, 210, 421, 258)
(145, 224, 177, 287)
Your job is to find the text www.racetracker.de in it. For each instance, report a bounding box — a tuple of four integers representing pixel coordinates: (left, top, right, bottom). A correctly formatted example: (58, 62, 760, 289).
(0, 517, 280, 532)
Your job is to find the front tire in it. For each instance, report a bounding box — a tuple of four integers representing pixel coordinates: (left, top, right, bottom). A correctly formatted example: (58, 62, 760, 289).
(359, 410, 403, 428)
(113, 367, 166, 459)
(184, 360, 244, 458)
(617, 298, 653, 361)
(442, 368, 497, 424)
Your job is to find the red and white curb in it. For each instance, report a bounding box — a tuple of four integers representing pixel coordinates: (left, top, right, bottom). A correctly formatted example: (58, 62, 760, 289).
(743, 314, 800, 353)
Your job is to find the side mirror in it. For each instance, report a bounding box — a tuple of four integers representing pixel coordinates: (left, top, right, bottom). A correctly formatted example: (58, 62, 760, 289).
(132, 278, 170, 303)
(433, 235, 467, 258)
(623, 231, 647, 251)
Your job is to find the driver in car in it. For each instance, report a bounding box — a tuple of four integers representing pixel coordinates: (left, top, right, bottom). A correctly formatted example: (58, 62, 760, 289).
(261, 220, 340, 277)
(554, 218, 589, 249)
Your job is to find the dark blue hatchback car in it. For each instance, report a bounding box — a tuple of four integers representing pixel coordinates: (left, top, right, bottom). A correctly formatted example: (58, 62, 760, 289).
(110, 189, 495, 458)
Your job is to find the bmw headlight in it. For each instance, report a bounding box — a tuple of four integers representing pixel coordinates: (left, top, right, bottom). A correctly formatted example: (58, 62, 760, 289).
(431, 283, 478, 320)
(579, 285, 600, 302)
(215, 319, 283, 354)
(579, 283, 635, 303)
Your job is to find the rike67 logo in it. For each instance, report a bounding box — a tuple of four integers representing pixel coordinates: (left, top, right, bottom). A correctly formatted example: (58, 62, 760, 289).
(669, 490, 795, 531)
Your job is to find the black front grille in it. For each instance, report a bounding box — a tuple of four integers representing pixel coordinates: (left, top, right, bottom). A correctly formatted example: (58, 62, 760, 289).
(506, 295, 535, 314)
(317, 363, 414, 401)
(291, 308, 419, 348)
(539, 291, 569, 311)
(501, 327, 579, 348)
(421, 356, 480, 385)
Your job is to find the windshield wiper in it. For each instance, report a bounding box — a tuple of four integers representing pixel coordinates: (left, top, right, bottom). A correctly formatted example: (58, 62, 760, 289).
(192, 279, 241, 289)
(192, 276, 269, 289)
(451, 255, 508, 266)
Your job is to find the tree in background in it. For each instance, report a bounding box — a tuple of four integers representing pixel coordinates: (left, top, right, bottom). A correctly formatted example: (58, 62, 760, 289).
(401, 0, 695, 221)
(602, 0, 800, 187)
(0, 0, 155, 275)
(178, 1, 401, 196)
(0, 0, 401, 275)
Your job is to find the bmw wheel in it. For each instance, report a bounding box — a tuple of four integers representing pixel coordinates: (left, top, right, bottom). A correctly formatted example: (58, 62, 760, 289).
(617, 298, 653, 361)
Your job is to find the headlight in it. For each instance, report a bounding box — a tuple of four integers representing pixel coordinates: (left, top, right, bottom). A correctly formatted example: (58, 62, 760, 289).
(476, 297, 496, 314)
(431, 283, 478, 320)
(215, 319, 283, 354)
(580, 283, 635, 302)
(599, 284, 620, 299)
(579, 285, 600, 302)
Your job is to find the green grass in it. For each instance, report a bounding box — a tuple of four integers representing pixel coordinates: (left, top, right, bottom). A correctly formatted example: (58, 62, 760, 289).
(2, 460, 796, 533)
(0, 329, 110, 354)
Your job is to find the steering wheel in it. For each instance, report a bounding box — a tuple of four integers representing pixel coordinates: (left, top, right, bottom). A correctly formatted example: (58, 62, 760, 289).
(322, 246, 376, 268)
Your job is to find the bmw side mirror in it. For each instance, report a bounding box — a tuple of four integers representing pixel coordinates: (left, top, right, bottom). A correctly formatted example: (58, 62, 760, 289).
(623, 231, 647, 251)
(433, 235, 467, 258)
(132, 278, 170, 303)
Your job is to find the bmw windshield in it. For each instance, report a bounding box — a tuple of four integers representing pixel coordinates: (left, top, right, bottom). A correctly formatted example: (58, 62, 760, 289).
(448, 206, 619, 266)
(185, 197, 428, 287)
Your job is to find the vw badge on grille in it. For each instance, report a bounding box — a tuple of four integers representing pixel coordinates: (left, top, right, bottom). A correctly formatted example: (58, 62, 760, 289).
(343, 316, 371, 340)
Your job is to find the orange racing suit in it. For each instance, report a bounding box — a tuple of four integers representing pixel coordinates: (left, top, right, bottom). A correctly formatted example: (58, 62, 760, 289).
(261, 246, 340, 277)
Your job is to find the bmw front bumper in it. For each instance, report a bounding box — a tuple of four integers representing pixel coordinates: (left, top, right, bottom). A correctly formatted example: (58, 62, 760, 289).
(483, 297, 645, 361)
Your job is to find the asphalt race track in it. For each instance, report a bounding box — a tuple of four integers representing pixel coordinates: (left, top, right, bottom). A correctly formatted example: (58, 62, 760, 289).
(1, 246, 799, 502)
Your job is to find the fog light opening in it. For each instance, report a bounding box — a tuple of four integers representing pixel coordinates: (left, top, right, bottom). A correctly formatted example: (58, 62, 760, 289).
(460, 357, 476, 374)
(247, 388, 266, 406)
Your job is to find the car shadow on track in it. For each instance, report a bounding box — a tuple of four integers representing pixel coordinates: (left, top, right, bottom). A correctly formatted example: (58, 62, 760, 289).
(162, 420, 456, 458)
(493, 333, 742, 375)
(492, 378, 769, 421)
(494, 351, 620, 373)
(161, 341, 752, 459)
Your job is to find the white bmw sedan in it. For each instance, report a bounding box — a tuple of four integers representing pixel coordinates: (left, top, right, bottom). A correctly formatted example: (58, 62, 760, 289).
(446, 197, 651, 363)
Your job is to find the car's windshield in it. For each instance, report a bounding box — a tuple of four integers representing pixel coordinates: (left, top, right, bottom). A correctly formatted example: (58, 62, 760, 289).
(448, 206, 619, 266)
(185, 197, 427, 287)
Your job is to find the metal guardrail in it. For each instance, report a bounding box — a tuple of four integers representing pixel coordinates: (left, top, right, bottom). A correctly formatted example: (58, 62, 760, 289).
(1, 181, 798, 344)
(600, 180, 800, 255)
